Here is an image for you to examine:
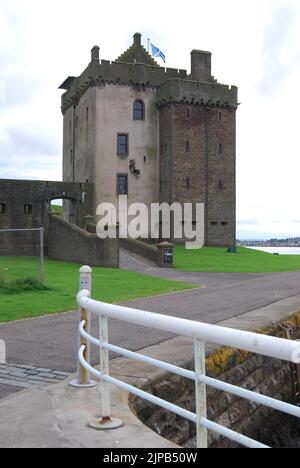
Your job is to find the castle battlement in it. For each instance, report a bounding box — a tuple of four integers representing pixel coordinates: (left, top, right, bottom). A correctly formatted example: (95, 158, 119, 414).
(60, 33, 237, 114)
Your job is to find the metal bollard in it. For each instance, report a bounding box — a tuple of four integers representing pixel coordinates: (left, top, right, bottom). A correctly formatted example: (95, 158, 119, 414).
(69, 266, 97, 389)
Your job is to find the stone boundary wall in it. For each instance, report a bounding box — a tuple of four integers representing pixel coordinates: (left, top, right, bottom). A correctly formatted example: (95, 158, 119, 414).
(120, 238, 158, 264)
(48, 214, 119, 268)
(130, 312, 300, 448)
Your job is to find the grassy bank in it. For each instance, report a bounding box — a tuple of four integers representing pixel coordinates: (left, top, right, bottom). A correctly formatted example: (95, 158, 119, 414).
(174, 246, 300, 273)
(0, 257, 195, 323)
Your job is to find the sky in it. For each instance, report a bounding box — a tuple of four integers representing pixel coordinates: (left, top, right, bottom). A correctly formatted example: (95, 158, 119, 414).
(0, 0, 300, 240)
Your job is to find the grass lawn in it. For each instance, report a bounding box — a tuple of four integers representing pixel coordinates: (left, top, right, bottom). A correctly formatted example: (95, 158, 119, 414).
(51, 204, 63, 216)
(174, 246, 300, 273)
(0, 257, 195, 324)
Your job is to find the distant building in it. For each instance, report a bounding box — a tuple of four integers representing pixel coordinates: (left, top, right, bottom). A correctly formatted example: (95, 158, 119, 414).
(60, 33, 238, 246)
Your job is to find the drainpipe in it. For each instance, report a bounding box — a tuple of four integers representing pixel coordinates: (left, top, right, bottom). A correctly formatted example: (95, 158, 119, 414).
(205, 108, 209, 246)
(72, 104, 76, 182)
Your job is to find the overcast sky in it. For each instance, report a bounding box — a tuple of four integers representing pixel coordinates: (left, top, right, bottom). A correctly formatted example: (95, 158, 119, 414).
(0, 0, 300, 239)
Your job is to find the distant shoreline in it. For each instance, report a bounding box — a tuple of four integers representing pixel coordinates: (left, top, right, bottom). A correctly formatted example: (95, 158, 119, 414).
(245, 246, 300, 255)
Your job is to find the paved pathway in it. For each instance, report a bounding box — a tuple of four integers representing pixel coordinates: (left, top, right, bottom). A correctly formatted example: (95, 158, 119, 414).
(1, 250, 300, 398)
(0, 364, 69, 399)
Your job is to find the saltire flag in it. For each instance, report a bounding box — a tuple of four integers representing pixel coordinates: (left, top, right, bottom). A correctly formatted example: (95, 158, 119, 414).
(150, 43, 166, 63)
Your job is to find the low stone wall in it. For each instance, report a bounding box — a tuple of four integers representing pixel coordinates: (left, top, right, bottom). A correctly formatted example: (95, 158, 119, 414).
(120, 238, 158, 263)
(130, 312, 300, 448)
(48, 214, 119, 268)
(120, 238, 174, 268)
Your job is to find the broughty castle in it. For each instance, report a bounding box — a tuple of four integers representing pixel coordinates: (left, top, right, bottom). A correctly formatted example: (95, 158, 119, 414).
(60, 33, 238, 246)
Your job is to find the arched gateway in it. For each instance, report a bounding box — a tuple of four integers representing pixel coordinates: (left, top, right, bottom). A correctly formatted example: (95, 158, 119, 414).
(0, 179, 94, 256)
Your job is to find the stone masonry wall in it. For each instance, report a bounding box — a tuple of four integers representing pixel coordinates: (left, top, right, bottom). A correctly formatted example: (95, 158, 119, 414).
(48, 214, 119, 268)
(130, 312, 300, 448)
(120, 238, 158, 263)
(0, 179, 94, 256)
(159, 104, 236, 246)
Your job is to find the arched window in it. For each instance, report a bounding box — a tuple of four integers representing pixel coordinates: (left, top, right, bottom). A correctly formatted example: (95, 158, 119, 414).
(133, 100, 145, 120)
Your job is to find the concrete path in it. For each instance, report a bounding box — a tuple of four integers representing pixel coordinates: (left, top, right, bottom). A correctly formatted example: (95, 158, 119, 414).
(1, 269, 300, 373)
(1, 250, 300, 396)
(0, 296, 299, 449)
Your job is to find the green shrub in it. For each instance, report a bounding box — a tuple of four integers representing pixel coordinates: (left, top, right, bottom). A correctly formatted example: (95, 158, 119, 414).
(0, 277, 52, 294)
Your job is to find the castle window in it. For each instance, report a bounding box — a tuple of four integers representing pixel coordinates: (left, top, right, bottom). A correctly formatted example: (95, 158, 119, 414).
(186, 141, 190, 154)
(0, 203, 6, 215)
(187, 108, 191, 118)
(133, 100, 145, 120)
(211, 221, 218, 226)
(86, 108, 89, 136)
(219, 180, 224, 190)
(117, 175, 128, 196)
(24, 204, 33, 215)
(117, 134, 129, 156)
(219, 143, 223, 154)
(219, 112, 222, 121)
(221, 222, 228, 226)
(186, 177, 191, 189)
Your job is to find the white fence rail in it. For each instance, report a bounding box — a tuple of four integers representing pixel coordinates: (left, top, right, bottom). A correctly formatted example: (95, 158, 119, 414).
(72, 266, 300, 449)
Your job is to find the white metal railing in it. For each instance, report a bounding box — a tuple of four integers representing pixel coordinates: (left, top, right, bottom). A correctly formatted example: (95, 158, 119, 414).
(71, 266, 300, 449)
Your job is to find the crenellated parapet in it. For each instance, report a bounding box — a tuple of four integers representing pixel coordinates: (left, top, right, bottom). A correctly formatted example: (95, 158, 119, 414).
(60, 33, 238, 114)
(60, 59, 188, 113)
(156, 79, 238, 110)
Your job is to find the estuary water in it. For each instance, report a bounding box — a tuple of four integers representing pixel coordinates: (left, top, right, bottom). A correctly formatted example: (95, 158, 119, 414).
(246, 247, 300, 255)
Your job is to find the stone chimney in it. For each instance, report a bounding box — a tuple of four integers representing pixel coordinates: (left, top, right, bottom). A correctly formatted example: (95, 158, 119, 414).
(91, 46, 100, 64)
(133, 33, 142, 46)
(191, 50, 212, 82)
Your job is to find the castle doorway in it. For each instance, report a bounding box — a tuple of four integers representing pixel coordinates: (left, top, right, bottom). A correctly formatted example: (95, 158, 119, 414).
(49, 198, 78, 225)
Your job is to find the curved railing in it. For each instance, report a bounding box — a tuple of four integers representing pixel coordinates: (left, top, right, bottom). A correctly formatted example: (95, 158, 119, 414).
(72, 266, 300, 449)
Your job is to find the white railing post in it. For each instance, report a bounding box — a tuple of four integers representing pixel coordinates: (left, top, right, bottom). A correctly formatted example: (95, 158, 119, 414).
(69, 266, 96, 388)
(195, 338, 208, 448)
(0, 340, 6, 364)
(88, 314, 123, 430)
(100, 315, 111, 420)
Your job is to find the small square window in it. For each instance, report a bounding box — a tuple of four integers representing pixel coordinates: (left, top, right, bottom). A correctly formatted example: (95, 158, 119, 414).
(211, 221, 218, 226)
(117, 134, 129, 156)
(0, 203, 6, 215)
(221, 222, 228, 226)
(24, 204, 33, 215)
(117, 175, 128, 196)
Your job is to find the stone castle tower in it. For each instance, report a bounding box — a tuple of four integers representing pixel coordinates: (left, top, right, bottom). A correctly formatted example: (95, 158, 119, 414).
(59, 33, 238, 246)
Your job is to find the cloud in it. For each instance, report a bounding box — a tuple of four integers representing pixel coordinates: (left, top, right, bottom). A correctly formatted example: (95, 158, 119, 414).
(0, 0, 300, 239)
(0, 80, 6, 104)
(237, 218, 260, 226)
(257, 3, 300, 96)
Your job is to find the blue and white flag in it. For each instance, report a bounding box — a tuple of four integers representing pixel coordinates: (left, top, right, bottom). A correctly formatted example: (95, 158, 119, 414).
(150, 43, 166, 63)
